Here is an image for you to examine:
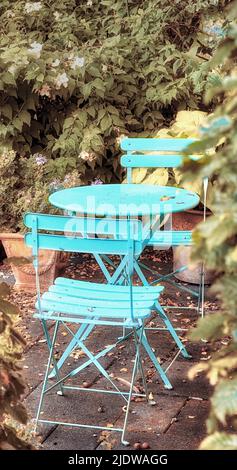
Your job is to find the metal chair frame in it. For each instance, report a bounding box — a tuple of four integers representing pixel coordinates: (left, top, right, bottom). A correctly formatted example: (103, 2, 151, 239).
(120, 137, 208, 319)
(24, 212, 190, 444)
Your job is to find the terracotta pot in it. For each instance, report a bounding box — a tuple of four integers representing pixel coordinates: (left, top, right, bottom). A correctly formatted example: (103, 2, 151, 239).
(0, 232, 61, 292)
(172, 210, 214, 285)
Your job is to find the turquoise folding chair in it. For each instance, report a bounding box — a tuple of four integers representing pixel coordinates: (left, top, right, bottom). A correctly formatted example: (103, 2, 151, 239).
(120, 137, 208, 318)
(24, 212, 180, 444)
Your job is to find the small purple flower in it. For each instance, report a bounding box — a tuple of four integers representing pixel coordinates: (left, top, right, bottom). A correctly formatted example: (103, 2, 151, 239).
(91, 178, 103, 185)
(34, 153, 47, 165)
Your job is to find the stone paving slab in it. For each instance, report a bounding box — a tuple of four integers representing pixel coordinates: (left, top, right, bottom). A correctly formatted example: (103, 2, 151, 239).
(25, 381, 123, 443)
(40, 382, 186, 450)
(43, 426, 99, 450)
(152, 398, 210, 450)
(97, 398, 209, 450)
(23, 306, 212, 449)
(157, 361, 212, 400)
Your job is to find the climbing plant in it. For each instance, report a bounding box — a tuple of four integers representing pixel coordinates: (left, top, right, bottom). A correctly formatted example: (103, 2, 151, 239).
(181, 3, 237, 449)
(0, 0, 231, 186)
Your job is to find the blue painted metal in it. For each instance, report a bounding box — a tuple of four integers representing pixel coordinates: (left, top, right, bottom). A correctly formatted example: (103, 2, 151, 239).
(24, 212, 142, 239)
(120, 137, 203, 316)
(120, 137, 195, 151)
(47, 183, 197, 375)
(121, 154, 183, 168)
(147, 230, 192, 246)
(25, 211, 174, 444)
(25, 232, 143, 255)
(48, 184, 199, 215)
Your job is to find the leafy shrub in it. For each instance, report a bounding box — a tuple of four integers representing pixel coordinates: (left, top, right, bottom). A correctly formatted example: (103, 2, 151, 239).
(0, 282, 33, 449)
(0, 0, 230, 187)
(0, 149, 78, 231)
(182, 4, 237, 449)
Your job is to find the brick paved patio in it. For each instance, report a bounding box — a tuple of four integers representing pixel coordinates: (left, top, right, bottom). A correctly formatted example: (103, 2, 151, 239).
(1, 250, 216, 450)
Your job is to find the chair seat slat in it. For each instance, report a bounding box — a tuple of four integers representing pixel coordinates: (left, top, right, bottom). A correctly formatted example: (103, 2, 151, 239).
(36, 299, 151, 319)
(42, 292, 157, 309)
(55, 277, 163, 293)
(49, 284, 162, 301)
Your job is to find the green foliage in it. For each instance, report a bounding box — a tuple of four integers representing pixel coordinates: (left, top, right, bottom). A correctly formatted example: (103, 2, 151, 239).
(0, 149, 60, 231)
(0, 282, 33, 449)
(184, 4, 237, 448)
(200, 432, 237, 450)
(0, 0, 231, 188)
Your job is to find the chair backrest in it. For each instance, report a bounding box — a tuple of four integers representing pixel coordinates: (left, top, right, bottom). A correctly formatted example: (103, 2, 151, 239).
(120, 137, 197, 183)
(24, 212, 143, 257)
(24, 212, 145, 323)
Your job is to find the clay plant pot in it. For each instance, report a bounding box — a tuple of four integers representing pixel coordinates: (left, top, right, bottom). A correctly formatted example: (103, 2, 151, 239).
(0, 232, 63, 293)
(171, 210, 214, 285)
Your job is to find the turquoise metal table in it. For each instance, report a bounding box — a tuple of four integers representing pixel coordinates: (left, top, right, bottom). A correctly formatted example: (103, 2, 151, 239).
(49, 184, 199, 216)
(49, 183, 199, 385)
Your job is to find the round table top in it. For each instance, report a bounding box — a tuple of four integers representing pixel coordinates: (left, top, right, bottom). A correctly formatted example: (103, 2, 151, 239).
(49, 184, 199, 216)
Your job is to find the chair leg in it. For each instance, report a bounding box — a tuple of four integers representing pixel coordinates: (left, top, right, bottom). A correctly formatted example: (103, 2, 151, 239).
(200, 263, 205, 318)
(121, 329, 141, 445)
(134, 327, 149, 400)
(155, 301, 191, 359)
(35, 320, 63, 431)
(140, 332, 172, 389)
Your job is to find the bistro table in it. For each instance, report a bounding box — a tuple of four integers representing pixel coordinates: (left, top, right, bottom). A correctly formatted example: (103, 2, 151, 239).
(49, 183, 199, 217)
(48, 183, 199, 385)
(49, 183, 199, 284)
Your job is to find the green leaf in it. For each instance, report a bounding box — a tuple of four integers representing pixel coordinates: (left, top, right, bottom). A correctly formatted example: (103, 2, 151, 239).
(0, 282, 11, 297)
(8, 403, 28, 424)
(211, 38, 236, 67)
(189, 313, 224, 342)
(2, 72, 16, 86)
(12, 117, 23, 132)
(82, 83, 92, 100)
(212, 378, 237, 425)
(200, 432, 237, 450)
(100, 114, 112, 132)
(0, 299, 19, 316)
(143, 168, 169, 186)
(19, 110, 31, 126)
(92, 78, 105, 92)
(1, 104, 12, 120)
